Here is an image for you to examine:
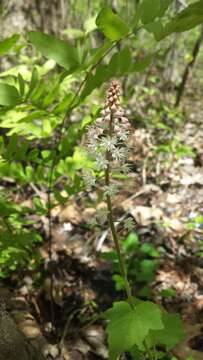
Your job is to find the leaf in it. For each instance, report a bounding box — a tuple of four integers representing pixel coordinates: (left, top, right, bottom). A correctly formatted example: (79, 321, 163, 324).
(159, 288, 176, 298)
(84, 15, 97, 34)
(159, 1, 203, 39)
(105, 300, 163, 360)
(28, 31, 79, 71)
(122, 232, 139, 253)
(112, 274, 126, 290)
(53, 92, 74, 114)
(81, 47, 132, 100)
(147, 313, 185, 350)
(0, 34, 20, 56)
(0, 83, 20, 106)
(18, 110, 47, 123)
(108, 46, 131, 75)
(131, 54, 153, 72)
(138, 0, 161, 25)
(137, 259, 157, 282)
(85, 40, 112, 69)
(140, 243, 160, 257)
(26, 67, 39, 100)
(96, 7, 129, 41)
(145, 20, 166, 41)
(158, 0, 173, 17)
(62, 28, 85, 39)
(17, 73, 25, 97)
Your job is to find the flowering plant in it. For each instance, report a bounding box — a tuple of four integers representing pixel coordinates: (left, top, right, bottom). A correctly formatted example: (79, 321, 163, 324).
(85, 81, 185, 360)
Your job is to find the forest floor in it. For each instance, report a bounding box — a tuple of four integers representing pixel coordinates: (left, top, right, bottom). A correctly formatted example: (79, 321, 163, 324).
(1, 73, 203, 360)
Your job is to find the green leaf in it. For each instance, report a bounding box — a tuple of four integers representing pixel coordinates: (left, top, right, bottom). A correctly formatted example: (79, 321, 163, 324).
(140, 243, 160, 257)
(100, 251, 118, 262)
(159, 1, 203, 39)
(137, 259, 157, 282)
(53, 92, 74, 114)
(28, 31, 79, 71)
(62, 28, 85, 39)
(96, 7, 129, 41)
(0, 34, 20, 56)
(108, 46, 131, 75)
(112, 274, 126, 290)
(0, 83, 20, 106)
(138, 0, 161, 25)
(147, 313, 185, 350)
(105, 300, 163, 360)
(158, 0, 173, 17)
(131, 54, 153, 72)
(159, 288, 176, 298)
(130, 345, 142, 359)
(145, 20, 165, 41)
(18, 110, 47, 123)
(122, 232, 139, 253)
(84, 15, 97, 34)
(81, 47, 132, 100)
(17, 73, 25, 97)
(85, 40, 112, 69)
(26, 67, 38, 100)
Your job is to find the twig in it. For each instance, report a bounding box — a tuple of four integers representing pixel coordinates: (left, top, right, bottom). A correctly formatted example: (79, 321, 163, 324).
(58, 309, 79, 355)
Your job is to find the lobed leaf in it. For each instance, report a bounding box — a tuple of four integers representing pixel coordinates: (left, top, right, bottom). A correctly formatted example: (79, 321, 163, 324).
(105, 300, 163, 360)
(147, 313, 185, 350)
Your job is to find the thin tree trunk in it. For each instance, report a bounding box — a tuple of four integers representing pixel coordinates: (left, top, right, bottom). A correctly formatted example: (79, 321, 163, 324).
(175, 26, 203, 107)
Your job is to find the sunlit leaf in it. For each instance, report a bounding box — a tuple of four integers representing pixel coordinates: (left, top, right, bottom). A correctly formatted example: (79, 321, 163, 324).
(147, 313, 185, 350)
(105, 300, 163, 360)
(0, 83, 20, 106)
(138, 0, 161, 25)
(96, 7, 129, 41)
(0, 34, 20, 56)
(28, 31, 80, 71)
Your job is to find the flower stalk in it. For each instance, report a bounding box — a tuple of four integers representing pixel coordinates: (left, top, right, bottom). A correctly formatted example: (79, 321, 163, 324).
(103, 81, 134, 308)
(85, 80, 134, 307)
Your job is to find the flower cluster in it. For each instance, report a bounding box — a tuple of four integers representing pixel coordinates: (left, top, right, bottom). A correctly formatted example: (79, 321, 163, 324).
(86, 80, 131, 174)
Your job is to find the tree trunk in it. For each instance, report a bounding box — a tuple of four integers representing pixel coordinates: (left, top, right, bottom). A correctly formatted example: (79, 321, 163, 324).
(1, 0, 68, 37)
(175, 26, 203, 107)
(0, 300, 45, 360)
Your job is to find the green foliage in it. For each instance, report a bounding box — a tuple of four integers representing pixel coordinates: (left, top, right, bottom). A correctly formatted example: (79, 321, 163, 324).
(163, 1, 203, 37)
(145, 0, 203, 40)
(104, 299, 184, 360)
(0, 195, 42, 277)
(28, 31, 80, 71)
(96, 7, 129, 41)
(146, 312, 185, 351)
(138, 0, 161, 25)
(0, 3, 202, 357)
(0, 83, 21, 106)
(105, 300, 163, 360)
(101, 232, 159, 291)
(0, 34, 20, 56)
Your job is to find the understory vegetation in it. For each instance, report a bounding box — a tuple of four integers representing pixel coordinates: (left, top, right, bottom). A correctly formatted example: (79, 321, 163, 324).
(0, 1, 203, 359)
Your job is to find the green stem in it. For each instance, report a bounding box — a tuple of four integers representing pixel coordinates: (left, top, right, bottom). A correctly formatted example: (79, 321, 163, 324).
(106, 190, 134, 308)
(2, 217, 12, 233)
(144, 340, 153, 360)
(105, 114, 134, 309)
